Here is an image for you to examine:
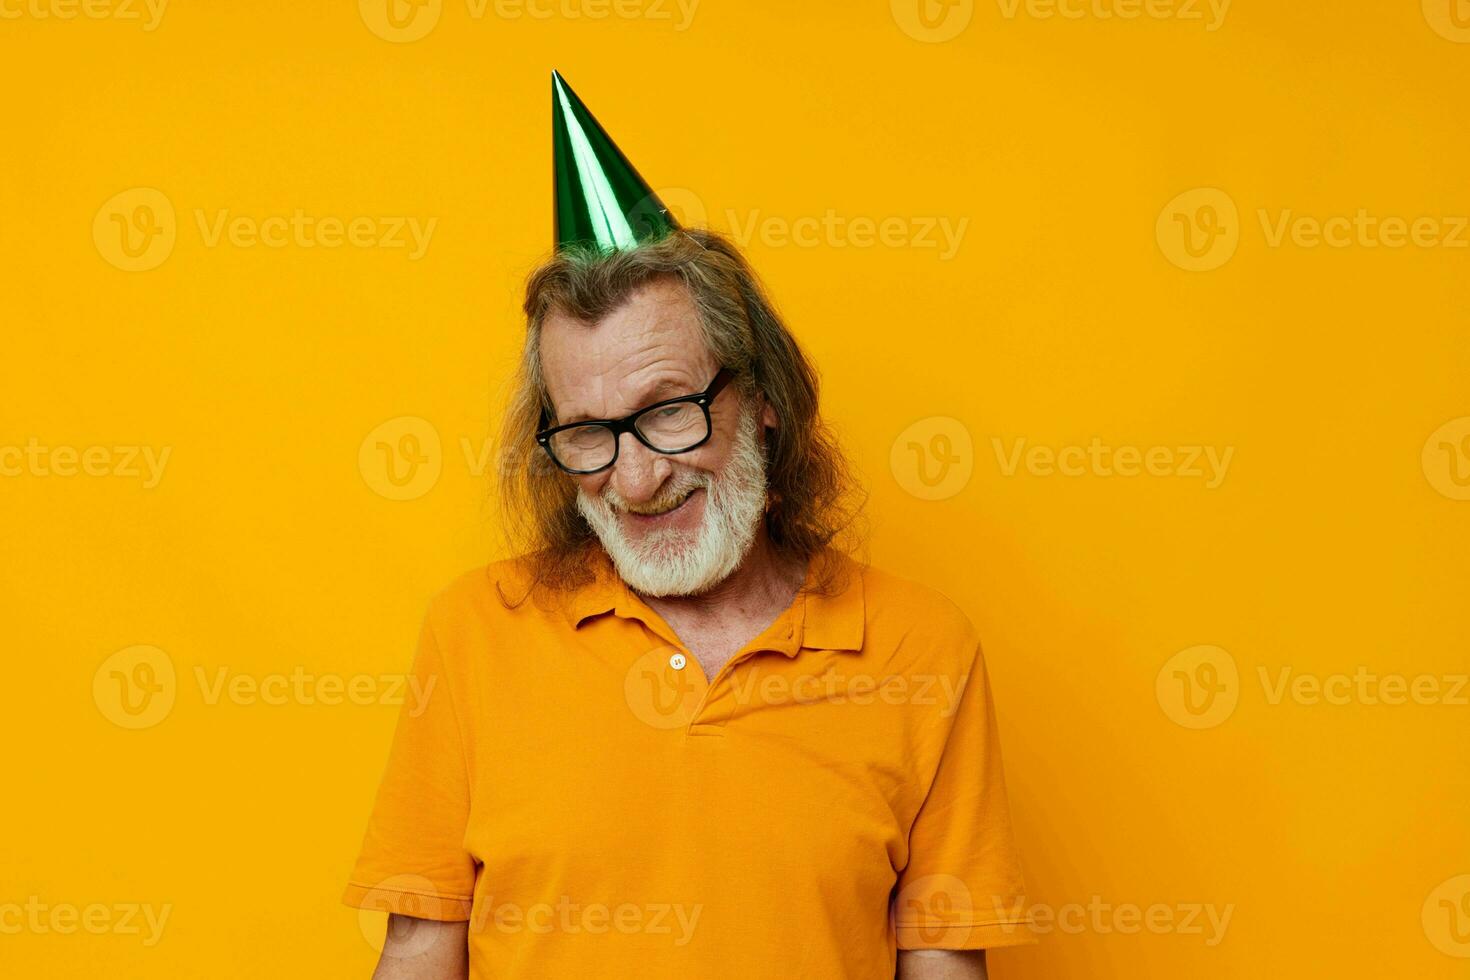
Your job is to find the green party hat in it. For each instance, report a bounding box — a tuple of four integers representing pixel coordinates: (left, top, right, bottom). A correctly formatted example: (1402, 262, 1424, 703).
(552, 70, 679, 252)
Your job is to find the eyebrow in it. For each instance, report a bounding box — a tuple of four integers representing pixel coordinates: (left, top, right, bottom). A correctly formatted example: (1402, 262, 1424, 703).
(557, 377, 688, 425)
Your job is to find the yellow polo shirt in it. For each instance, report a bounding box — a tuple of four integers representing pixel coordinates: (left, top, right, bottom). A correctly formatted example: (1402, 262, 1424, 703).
(343, 546, 1034, 978)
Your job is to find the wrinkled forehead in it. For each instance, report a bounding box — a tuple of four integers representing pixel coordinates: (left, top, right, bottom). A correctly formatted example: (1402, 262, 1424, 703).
(538, 277, 719, 424)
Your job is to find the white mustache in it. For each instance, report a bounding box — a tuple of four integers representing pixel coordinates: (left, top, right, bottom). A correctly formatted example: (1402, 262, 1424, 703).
(576, 405, 766, 597)
(606, 476, 707, 516)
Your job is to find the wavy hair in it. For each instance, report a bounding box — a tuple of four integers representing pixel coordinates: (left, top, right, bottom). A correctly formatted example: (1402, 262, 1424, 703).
(493, 228, 867, 602)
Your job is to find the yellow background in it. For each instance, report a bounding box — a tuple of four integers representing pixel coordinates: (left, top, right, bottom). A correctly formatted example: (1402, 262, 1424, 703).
(3, 0, 1468, 976)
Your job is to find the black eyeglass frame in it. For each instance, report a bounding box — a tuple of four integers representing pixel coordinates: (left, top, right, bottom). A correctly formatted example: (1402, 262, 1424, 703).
(535, 367, 736, 475)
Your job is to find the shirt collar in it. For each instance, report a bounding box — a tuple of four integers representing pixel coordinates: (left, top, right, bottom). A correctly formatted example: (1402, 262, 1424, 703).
(560, 546, 865, 654)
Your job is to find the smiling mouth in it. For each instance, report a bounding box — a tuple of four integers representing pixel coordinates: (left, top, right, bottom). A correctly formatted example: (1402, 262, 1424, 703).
(626, 488, 698, 519)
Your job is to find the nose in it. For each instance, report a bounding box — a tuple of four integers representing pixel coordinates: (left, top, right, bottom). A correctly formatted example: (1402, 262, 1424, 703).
(608, 431, 671, 504)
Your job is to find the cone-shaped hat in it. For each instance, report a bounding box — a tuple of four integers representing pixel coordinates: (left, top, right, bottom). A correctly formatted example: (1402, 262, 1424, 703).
(552, 70, 679, 252)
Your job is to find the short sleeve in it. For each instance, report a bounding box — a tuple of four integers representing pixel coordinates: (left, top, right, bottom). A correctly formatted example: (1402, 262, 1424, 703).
(893, 639, 1035, 950)
(341, 606, 476, 920)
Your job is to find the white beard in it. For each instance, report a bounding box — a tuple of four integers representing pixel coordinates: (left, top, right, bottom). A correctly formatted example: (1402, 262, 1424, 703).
(576, 404, 768, 598)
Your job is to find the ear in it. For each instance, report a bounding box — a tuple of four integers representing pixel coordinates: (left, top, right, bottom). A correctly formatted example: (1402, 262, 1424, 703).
(760, 397, 778, 431)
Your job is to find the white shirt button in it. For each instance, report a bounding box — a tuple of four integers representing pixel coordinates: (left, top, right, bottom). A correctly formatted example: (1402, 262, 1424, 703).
(669, 652, 687, 670)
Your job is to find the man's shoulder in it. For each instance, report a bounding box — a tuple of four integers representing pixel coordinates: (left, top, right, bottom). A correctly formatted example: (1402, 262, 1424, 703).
(422, 553, 555, 625)
(856, 559, 984, 651)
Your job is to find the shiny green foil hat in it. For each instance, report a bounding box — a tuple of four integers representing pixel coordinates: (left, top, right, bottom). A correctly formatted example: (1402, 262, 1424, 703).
(552, 70, 679, 252)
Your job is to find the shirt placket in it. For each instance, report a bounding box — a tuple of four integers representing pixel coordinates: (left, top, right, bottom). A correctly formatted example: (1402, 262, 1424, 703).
(616, 588, 807, 738)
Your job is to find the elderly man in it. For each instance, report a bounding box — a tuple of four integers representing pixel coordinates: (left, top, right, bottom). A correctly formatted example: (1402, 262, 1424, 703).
(344, 72, 1033, 979)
